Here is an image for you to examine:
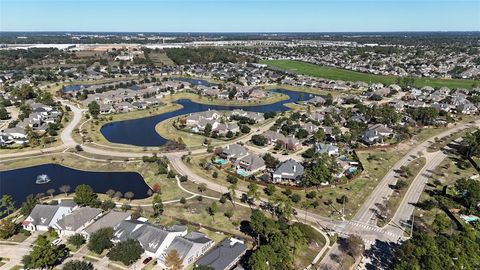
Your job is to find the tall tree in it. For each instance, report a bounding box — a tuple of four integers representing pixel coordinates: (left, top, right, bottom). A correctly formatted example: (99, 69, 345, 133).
(73, 184, 96, 206)
(0, 194, 16, 216)
(152, 194, 164, 217)
(164, 249, 183, 270)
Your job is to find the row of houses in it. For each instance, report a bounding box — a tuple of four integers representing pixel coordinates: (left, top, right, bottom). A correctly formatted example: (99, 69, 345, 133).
(22, 202, 247, 270)
(0, 101, 62, 146)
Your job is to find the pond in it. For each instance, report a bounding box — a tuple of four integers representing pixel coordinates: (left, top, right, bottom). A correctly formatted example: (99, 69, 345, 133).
(172, 77, 217, 86)
(100, 89, 314, 147)
(62, 85, 87, 92)
(0, 164, 151, 209)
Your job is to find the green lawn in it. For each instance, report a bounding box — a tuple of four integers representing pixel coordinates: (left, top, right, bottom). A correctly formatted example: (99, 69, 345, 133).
(260, 60, 479, 89)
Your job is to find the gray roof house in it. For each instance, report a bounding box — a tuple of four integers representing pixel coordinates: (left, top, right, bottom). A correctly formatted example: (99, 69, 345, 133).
(272, 159, 305, 184)
(81, 211, 131, 240)
(220, 144, 248, 161)
(54, 207, 103, 236)
(22, 203, 75, 232)
(159, 231, 213, 269)
(315, 143, 339, 156)
(196, 238, 247, 270)
(113, 220, 187, 259)
(236, 154, 266, 175)
(362, 124, 393, 145)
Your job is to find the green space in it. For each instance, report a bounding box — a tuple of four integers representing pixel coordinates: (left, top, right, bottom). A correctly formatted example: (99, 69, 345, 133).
(260, 60, 479, 89)
(377, 157, 426, 227)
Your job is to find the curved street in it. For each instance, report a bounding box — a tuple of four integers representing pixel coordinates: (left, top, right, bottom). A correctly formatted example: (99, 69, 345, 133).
(1, 99, 478, 270)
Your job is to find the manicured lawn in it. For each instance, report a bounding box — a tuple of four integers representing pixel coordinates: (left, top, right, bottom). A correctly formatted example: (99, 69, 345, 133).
(261, 60, 479, 89)
(155, 118, 224, 149)
(162, 197, 252, 237)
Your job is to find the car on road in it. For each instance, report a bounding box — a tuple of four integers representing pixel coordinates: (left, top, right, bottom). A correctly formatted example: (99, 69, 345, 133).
(143, 257, 153, 264)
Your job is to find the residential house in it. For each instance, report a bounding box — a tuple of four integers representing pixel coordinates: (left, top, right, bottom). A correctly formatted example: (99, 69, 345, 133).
(22, 202, 76, 232)
(272, 159, 305, 184)
(54, 207, 103, 236)
(362, 124, 394, 145)
(262, 130, 287, 145)
(159, 231, 213, 269)
(113, 220, 188, 261)
(315, 143, 339, 156)
(219, 144, 248, 162)
(196, 238, 247, 270)
(81, 211, 131, 240)
(236, 154, 266, 175)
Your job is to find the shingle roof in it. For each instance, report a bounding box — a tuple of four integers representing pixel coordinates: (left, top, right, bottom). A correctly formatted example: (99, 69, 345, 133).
(83, 211, 130, 235)
(196, 238, 247, 270)
(56, 207, 102, 231)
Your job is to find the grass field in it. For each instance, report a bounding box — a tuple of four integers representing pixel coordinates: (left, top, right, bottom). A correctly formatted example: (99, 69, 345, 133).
(261, 60, 479, 89)
(148, 51, 176, 66)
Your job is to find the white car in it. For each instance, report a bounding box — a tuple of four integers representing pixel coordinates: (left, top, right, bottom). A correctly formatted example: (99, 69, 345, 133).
(52, 238, 62, 245)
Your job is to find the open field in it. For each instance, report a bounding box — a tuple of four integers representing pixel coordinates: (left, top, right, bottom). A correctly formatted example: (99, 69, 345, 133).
(261, 60, 479, 89)
(147, 51, 176, 66)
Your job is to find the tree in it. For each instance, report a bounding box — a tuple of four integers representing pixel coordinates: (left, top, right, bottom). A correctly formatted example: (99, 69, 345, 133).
(208, 202, 218, 220)
(101, 200, 116, 211)
(47, 188, 56, 198)
(455, 178, 480, 209)
(431, 213, 451, 234)
(264, 183, 276, 196)
(340, 235, 364, 258)
(0, 194, 16, 216)
(204, 123, 212, 136)
(164, 249, 183, 270)
(228, 183, 237, 208)
(59, 185, 71, 196)
(68, 234, 86, 249)
(0, 106, 9, 120)
(24, 234, 65, 269)
(198, 183, 207, 193)
(74, 184, 97, 206)
(107, 239, 143, 266)
(152, 194, 164, 217)
(251, 134, 268, 146)
(0, 218, 18, 239)
(106, 189, 116, 198)
(303, 155, 332, 188)
(88, 227, 114, 254)
(20, 195, 39, 216)
(88, 101, 100, 118)
(224, 210, 233, 220)
(124, 192, 134, 201)
(63, 260, 93, 270)
(263, 153, 279, 169)
(247, 183, 260, 204)
(240, 125, 251, 134)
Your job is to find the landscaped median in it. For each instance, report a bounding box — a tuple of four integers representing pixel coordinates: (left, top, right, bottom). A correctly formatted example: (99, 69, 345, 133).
(260, 59, 479, 89)
(376, 157, 427, 227)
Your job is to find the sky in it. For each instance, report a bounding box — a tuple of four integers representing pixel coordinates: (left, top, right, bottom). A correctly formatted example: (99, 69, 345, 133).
(0, 0, 479, 32)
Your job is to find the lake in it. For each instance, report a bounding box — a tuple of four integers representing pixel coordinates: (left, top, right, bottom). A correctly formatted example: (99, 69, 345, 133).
(0, 164, 151, 209)
(100, 89, 314, 147)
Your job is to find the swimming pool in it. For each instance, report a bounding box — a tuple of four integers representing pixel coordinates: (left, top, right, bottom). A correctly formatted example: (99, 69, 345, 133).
(214, 158, 228, 165)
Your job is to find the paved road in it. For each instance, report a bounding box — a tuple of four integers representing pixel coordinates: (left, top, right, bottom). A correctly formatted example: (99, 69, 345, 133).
(317, 120, 479, 270)
(2, 97, 478, 270)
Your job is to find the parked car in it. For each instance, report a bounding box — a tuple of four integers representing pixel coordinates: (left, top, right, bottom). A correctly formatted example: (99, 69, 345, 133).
(143, 257, 153, 264)
(52, 238, 62, 245)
